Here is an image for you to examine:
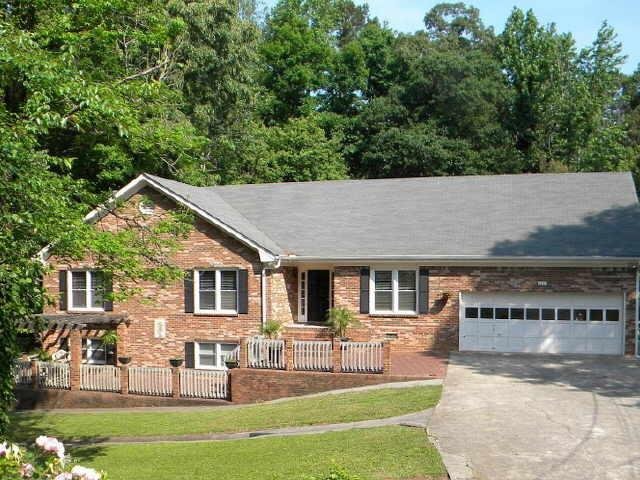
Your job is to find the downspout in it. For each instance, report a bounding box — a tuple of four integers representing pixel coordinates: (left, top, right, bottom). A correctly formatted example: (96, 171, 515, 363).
(261, 267, 267, 328)
(634, 265, 640, 357)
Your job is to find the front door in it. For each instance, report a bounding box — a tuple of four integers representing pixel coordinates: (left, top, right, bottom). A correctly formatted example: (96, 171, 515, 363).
(307, 270, 330, 323)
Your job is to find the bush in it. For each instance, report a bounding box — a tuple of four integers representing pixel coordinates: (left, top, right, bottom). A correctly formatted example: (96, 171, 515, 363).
(0, 436, 105, 479)
(326, 308, 359, 339)
(260, 320, 282, 339)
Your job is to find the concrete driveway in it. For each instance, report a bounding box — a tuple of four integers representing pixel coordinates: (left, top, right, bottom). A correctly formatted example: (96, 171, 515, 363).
(428, 352, 640, 480)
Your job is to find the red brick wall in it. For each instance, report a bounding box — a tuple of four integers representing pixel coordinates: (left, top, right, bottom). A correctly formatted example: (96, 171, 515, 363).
(328, 266, 637, 354)
(43, 188, 265, 366)
(228, 368, 423, 403)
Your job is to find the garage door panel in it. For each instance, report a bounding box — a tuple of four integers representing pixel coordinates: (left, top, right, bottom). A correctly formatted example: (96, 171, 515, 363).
(460, 292, 623, 355)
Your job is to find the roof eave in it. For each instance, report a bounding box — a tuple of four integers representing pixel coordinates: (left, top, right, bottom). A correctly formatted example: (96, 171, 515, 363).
(279, 255, 640, 268)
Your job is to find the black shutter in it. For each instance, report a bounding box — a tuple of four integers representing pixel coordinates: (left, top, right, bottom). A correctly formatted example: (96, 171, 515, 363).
(184, 342, 195, 368)
(59, 270, 67, 311)
(103, 273, 113, 311)
(359, 267, 370, 314)
(419, 267, 429, 314)
(237, 269, 248, 314)
(184, 270, 194, 313)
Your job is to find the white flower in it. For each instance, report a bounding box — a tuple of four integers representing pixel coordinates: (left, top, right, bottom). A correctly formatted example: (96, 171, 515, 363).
(0, 442, 7, 457)
(35, 436, 48, 448)
(20, 463, 34, 478)
(54, 474, 72, 480)
(71, 465, 101, 480)
(35, 436, 65, 460)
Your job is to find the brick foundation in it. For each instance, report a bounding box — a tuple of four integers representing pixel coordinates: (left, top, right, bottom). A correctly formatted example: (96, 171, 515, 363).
(228, 369, 429, 404)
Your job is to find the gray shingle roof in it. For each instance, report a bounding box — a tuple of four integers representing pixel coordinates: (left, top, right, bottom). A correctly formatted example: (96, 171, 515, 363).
(146, 172, 640, 259)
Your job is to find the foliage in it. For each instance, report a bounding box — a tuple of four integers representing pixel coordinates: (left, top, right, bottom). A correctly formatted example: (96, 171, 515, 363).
(326, 308, 359, 338)
(99, 332, 119, 347)
(0, 436, 105, 480)
(260, 320, 283, 339)
(311, 465, 361, 480)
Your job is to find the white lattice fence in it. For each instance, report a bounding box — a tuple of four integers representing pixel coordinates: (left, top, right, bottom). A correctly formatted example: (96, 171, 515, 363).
(293, 340, 332, 371)
(14, 360, 32, 385)
(341, 342, 384, 373)
(180, 369, 228, 399)
(247, 338, 285, 369)
(128, 367, 172, 396)
(37, 362, 70, 389)
(81, 365, 121, 392)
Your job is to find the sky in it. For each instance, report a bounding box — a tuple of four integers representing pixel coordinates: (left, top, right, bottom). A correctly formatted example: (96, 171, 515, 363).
(261, 0, 640, 74)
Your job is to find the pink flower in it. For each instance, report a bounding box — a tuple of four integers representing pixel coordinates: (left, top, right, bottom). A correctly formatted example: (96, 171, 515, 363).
(71, 466, 101, 480)
(54, 474, 72, 480)
(35, 436, 65, 459)
(20, 463, 34, 478)
(0, 442, 7, 457)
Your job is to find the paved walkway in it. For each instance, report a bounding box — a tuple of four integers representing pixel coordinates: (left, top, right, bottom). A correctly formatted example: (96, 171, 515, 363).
(429, 352, 640, 480)
(69, 408, 434, 446)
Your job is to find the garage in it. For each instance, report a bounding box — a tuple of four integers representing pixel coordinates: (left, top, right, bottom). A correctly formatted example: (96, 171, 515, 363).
(459, 292, 625, 355)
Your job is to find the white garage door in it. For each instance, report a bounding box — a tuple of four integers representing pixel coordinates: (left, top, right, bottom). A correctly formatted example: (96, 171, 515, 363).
(460, 292, 624, 355)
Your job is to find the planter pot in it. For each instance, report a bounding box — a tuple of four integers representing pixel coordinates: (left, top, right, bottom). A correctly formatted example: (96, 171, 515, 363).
(340, 337, 350, 342)
(118, 356, 132, 365)
(169, 358, 184, 368)
(225, 361, 238, 369)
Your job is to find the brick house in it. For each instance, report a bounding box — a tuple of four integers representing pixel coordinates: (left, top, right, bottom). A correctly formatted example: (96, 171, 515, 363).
(39, 172, 640, 371)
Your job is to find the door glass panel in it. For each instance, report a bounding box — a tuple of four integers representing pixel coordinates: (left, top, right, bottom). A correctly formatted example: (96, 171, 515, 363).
(465, 307, 478, 318)
(525, 308, 540, 320)
(541, 308, 555, 320)
(606, 310, 620, 322)
(510, 308, 524, 320)
(574, 309, 587, 321)
(557, 309, 571, 321)
(495, 308, 509, 319)
(589, 309, 603, 321)
(480, 307, 493, 319)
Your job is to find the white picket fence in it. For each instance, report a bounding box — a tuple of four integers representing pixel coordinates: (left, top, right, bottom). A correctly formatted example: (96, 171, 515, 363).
(128, 367, 172, 396)
(37, 361, 70, 389)
(80, 365, 121, 392)
(180, 369, 228, 399)
(247, 337, 285, 369)
(341, 341, 384, 373)
(293, 340, 332, 371)
(14, 360, 32, 385)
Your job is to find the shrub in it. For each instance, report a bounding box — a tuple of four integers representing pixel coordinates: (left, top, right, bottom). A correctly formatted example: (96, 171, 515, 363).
(260, 320, 282, 339)
(0, 436, 105, 480)
(326, 308, 359, 339)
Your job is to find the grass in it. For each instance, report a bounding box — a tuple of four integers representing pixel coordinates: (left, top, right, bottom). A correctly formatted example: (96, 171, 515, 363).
(10, 385, 440, 441)
(73, 426, 446, 480)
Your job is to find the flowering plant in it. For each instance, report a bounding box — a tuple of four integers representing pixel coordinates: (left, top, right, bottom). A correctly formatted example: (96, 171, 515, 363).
(0, 436, 105, 480)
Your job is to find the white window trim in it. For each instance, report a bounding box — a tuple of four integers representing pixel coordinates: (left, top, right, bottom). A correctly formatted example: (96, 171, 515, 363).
(370, 268, 418, 315)
(84, 338, 108, 365)
(67, 270, 105, 313)
(194, 269, 239, 315)
(194, 341, 237, 370)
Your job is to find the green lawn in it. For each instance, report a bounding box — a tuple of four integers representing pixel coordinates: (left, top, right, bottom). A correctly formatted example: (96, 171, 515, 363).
(74, 426, 445, 480)
(10, 386, 441, 441)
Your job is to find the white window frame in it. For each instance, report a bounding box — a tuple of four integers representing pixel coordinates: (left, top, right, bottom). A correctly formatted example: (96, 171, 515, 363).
(370, 268, 418, 315)
(194, 341, 238, 370)
(194, 269, 238, 315)
(67, 270, 105, 313)
(83, 338, 110, 365)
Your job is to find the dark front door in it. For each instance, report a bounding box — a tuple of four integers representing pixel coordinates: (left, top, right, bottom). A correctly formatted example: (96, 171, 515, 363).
(307, 270, 330, 323)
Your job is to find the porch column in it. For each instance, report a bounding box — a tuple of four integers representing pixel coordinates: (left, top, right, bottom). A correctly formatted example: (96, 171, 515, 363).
(332, 338, 342, 373)
(239, 338, 248, 369)
(171, 367, 180, 398)
(115, 321, 128, 359)
(69, 329, 82, 391)
(30, 359, 39, 389)
(120, 365, 129, 395)
(285, 338, 295, 371)
(382, 341, 392, 374)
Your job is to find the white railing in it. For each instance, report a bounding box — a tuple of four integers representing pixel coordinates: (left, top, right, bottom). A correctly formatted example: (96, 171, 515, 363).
(37, 361, 70, 389)
(341, 341, 384, 373)
(128, 367, 172, 396)
(293, 340, 332, 371)
(180, 369, 228, 399)
(80, 365, 121, 392)
(247, 337, 285, 369)
(14, 360, 32, 385)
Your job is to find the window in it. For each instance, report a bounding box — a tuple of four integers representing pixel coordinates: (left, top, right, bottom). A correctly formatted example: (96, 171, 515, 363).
(541, 308, 555, 321)
(525, 308, 540, 320)
(82, 338, 115, 365)
(194, 270, 238, 314)
(510, 308, 524, 320)
(195, 342, 239, 370)
(69, 271, 105, 311)
(606, 309, 620, 322)
(371, 269, 417, 314)
(465, 307, 479, 318)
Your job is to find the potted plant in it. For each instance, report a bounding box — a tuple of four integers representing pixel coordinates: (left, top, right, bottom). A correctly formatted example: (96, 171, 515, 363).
(100, 330, 119, 346)
(118, 356, 132, 365)
(326, 308, 360, 341)
(225, 358, 239, 369)
(169, 358, 183, 368)
(260, 320, 282, 339)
